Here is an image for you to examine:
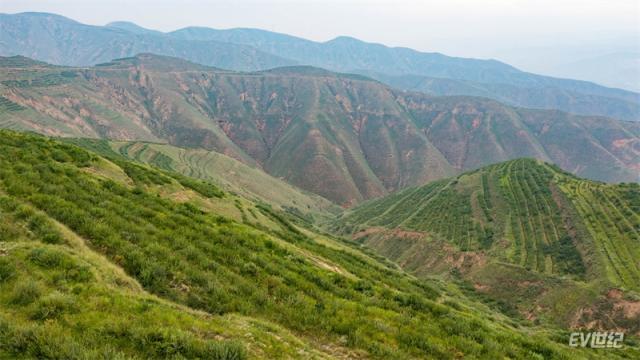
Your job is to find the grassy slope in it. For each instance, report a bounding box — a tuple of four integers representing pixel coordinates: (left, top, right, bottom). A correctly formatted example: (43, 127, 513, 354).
(76, 138, 340, 221)
(0, 54, 638, 206)
(334, 158, 640, 335)
(1, 130, 630, 359)
(0, 211, 343, 359)
(0, 185, 340, 358)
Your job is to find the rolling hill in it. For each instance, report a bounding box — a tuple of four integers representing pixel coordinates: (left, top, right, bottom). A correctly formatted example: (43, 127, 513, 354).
(333, 158, 640, 334)
(2, 130, 631, 358)
(0, 54, 637, 206)
(1, 12, 639, 121)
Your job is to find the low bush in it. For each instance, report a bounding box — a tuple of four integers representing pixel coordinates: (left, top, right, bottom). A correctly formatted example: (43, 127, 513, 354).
(30, 291, 77, 320)
(10, 280, 43, 305)
(0, 258, 15, 283)
(28, 247, 66, 268)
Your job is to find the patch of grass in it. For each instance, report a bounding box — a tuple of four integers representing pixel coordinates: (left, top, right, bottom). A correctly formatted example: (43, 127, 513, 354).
(10, 280, 43, 305)
(30, 291, 77, 320)
(0, 258, 15, 283)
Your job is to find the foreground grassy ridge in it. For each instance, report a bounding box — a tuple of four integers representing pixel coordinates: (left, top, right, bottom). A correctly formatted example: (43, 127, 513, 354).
(0, 130, 621, 358)
(0, 197, 265, 359)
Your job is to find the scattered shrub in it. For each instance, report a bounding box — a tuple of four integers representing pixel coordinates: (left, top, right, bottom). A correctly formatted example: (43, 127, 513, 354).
(0, 258, 15, 283)
(11, 280, 42, 305)
(204, 341, 247, 360)
(30, 292, 77, 320)
(28, 247, 65, 268)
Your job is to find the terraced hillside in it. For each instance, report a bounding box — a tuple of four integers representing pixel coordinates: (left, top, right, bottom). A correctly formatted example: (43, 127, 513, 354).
(3, 130, 628, 358)
(559, 175, 640, 289)
(66, 139, 340, 222)
(0, 54, 638, 206)
(334, 159, 640, 333)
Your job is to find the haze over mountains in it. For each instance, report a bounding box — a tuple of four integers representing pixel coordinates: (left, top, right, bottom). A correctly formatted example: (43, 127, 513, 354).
(0, 54, 637, 206)
(0, 8, 639, 359)
(495, 37, 640, 93)
(1, 12, 639, 122)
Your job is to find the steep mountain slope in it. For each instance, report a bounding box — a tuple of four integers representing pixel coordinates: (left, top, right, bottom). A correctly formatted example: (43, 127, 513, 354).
(0, 12, 294, 71)
(1, 130, 625, 358)
(0, 54, 637, 206)
(400, 95, 640, 183)
(1, 12, 638, 121)
(334, 159, 640, 333)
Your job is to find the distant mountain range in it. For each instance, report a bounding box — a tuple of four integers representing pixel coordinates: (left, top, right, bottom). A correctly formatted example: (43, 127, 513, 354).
(0, 54, 637, 205)
(1, 12, 639, 121)
(0, 12, 294, 71)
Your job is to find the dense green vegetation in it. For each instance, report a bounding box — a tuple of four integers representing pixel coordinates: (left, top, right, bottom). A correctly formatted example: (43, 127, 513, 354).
(334, 158, 640, 339)
(559, 177, 640, 289)
(0, 195, 248, 359)
(336, 159, 639, 284)
(1, 130, 629, 358)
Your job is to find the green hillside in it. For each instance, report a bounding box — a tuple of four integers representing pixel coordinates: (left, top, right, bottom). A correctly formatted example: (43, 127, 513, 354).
(66, 138, 340, 222)
(334, 159, 640, 334)
(0, 54, 638, 206)
(3, 130, 631, 358)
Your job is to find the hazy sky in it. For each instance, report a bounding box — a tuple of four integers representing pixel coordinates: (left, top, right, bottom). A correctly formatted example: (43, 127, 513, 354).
(2, 0, 639, 76)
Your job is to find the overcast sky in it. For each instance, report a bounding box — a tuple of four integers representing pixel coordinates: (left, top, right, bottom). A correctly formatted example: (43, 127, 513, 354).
(2, 0, 639, 76)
